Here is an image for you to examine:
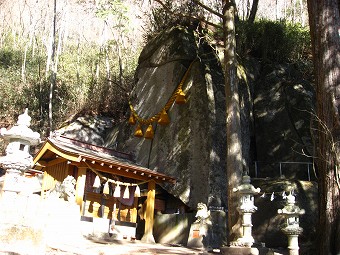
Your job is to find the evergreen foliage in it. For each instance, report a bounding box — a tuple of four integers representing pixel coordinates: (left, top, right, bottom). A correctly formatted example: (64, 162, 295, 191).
(236, 20, 311, 63)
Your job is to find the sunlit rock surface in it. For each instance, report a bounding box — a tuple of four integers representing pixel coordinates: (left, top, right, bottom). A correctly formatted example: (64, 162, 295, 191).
(105, 26, 228, 247)
(108, 26, 227, 210)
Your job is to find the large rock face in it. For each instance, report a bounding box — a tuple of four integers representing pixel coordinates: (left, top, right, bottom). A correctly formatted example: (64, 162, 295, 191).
(103, 26, 228, 248)
(251, 63, 315, 179)
(105, 25, 227, 214)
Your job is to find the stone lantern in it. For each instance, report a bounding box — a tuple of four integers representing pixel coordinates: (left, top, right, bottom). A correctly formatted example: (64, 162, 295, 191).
(0, 109, 40, 197)
(277, 192, 305, 255)
(232, 175, 261, 247)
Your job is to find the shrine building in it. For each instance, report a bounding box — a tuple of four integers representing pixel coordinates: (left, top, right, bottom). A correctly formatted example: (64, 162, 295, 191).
(32, 135, 176, 243)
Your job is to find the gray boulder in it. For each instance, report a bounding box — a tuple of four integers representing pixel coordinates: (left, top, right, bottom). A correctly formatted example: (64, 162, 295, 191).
(104, 26, 228, 247)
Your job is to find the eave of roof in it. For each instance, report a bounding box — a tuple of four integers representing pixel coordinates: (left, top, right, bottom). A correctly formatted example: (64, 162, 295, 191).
(33, 136, 176, 184)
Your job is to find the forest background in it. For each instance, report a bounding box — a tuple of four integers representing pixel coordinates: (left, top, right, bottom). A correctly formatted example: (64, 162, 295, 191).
(0, 0, 310, 138)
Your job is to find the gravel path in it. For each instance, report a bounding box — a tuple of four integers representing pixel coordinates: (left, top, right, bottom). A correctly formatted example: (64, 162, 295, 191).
(46, 238, 210, 255)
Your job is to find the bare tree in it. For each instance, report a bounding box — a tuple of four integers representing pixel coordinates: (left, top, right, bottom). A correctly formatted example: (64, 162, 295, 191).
(48, 0, 57, 135)
(248, 0, 259, 23)
(236, 0, 259, 22)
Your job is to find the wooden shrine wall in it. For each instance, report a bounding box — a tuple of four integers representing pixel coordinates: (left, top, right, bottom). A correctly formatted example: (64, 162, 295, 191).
(83, 192, 138, 223)
(41, 162, 68, 198)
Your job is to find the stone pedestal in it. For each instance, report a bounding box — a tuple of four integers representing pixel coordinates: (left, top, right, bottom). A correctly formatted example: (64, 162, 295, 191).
(287, 235, 299, 250)
(221, 246, 259, 255)
(141, 232, 156, 243)
(237, 212, 255, 247)
(283, 231, 301, 255)
(2, 169, 23, 194)
(187, 202, 213, 249)
(187, 222, 208, 248)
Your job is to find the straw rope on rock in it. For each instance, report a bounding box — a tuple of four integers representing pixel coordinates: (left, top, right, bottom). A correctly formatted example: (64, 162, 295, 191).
(128, 59, 197, 139)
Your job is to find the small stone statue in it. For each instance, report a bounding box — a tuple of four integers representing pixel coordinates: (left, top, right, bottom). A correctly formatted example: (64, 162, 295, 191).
(49, 175, 76, 202)
(194, 202, 212, 225)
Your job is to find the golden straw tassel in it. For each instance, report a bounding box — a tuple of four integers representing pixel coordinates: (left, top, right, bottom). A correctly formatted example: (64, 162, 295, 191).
(158, 109, 170, 125)
(144, 124, 154, 139)
(175, 88, 186, 104)
(128, 113, 136, 125)
(134, 124, 144, 137)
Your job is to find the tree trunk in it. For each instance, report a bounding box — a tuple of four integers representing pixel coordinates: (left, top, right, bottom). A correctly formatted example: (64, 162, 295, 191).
(113, 32, 125, 88)
(223, 0, 243, 244)
(299, 0, 304, 25)
(21, 43, 28, 82)
(307, 0, 340, 254)
(291, 0, 296, 22)
(48, 0, 57, 136)
(76, 37, 80, 84)
(248, 0, 259, 23)
(46, 24, 54, 78)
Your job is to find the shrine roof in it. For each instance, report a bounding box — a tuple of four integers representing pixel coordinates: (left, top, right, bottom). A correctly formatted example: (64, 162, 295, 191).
(33, 135, 175, 184)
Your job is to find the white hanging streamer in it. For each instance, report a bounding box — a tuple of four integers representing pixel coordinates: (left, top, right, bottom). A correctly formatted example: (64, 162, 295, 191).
(123, 185, 130, 199)
(113, 184, 121, 197)
(91, 173, 142, 198)
(93, 175, 101, 188)
(134, 185, 141, 197)
(103, 181, 110, 194)
(86, 162, 142, 195)
(259, 190, 294, 201)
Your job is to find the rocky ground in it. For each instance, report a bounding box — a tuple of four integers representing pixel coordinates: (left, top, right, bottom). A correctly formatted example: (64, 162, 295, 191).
(1, 237, 211, 255)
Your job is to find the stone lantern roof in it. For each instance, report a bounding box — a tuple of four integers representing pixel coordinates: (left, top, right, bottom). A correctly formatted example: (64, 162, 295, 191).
(278, 193, 306, 217)
(0, 109, 41, 173)
(233, 175, 261, 195)
(0, 109, 40, 146)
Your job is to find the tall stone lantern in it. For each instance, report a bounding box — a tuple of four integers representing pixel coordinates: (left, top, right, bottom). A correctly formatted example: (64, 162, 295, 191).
(0, 109, 40, 197)
(278, 192, 305, 255)
(232, 175, 261, 247)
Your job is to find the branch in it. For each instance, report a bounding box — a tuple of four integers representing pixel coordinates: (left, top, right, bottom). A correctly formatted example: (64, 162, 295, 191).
(107, 79, 130, 94)
(192, 0, 224, 19)
(154, 0, 222, 30)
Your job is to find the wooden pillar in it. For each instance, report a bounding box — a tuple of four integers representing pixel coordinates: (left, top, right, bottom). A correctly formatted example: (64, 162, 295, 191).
(40, 170, 48, 199)
(131, 195, 139, 223)
(141, 180, 156, 243)
(75, 167, 87, 212)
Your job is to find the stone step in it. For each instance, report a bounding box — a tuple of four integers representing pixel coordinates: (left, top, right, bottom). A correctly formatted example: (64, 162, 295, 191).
(220, 247, 288, 255)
